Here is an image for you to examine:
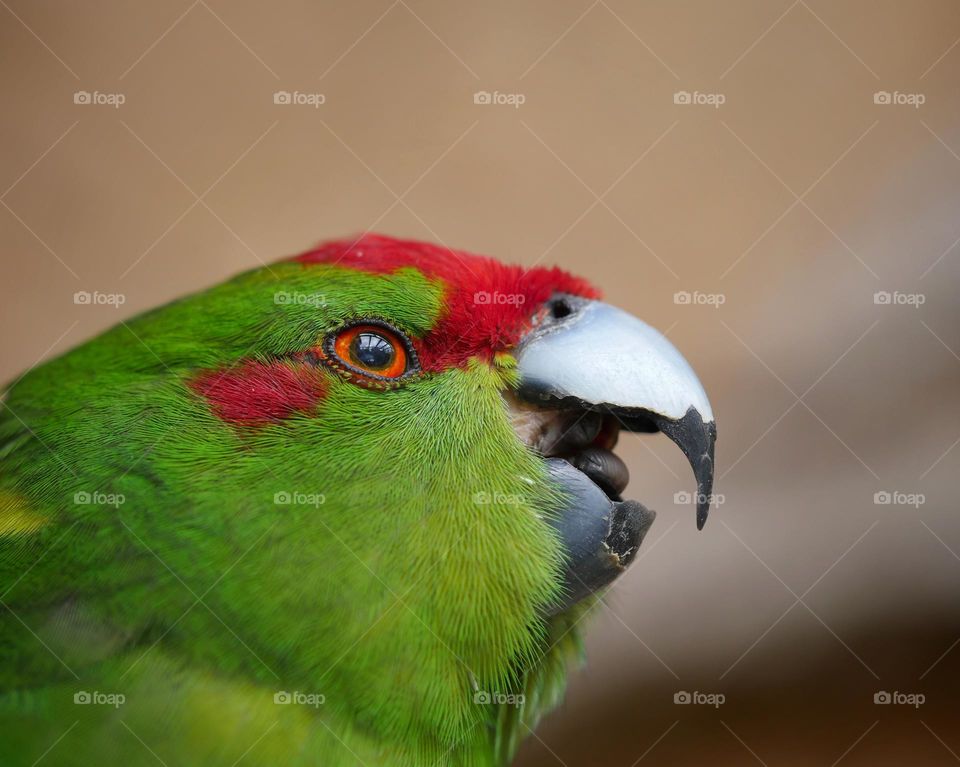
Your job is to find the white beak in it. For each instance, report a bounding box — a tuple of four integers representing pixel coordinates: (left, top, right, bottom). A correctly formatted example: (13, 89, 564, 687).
(515, 298, 717, 529)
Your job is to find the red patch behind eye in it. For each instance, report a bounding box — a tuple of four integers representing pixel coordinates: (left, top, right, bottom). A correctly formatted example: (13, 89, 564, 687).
(294, 234, 601, 371)
(191, 360, 327, 425)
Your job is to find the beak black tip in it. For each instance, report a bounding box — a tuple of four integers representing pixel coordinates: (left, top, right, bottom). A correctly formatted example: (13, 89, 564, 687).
(696, 504, 709, 530)
(654, 409, 717, 531)
(695, 451, 715, 530)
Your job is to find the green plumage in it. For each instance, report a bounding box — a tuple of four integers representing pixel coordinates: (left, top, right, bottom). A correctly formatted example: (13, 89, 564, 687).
(0, 261, 593, 766)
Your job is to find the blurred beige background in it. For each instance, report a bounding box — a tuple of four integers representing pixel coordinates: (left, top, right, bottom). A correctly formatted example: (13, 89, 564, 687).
(2, 1, 960, 764)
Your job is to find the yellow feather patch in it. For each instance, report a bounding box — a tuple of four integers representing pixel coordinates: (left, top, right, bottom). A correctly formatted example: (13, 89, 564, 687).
(0, 490, 48, 536)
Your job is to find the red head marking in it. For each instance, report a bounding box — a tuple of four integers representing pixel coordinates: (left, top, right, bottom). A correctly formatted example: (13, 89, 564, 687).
(295, 234, 601, 371)
(192, 235, 600, 426)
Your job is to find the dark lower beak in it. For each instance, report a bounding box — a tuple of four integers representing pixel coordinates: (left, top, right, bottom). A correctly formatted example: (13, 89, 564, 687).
(543, 459, 656, 610)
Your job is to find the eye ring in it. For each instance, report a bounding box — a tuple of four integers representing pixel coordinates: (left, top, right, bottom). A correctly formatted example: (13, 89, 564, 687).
(321, 319, 420, 386)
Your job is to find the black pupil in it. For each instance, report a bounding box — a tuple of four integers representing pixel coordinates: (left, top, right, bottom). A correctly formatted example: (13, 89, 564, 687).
(351, 332, 396, 370)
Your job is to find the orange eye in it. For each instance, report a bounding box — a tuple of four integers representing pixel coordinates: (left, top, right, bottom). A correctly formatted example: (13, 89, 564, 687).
(329, 323, 412, 380)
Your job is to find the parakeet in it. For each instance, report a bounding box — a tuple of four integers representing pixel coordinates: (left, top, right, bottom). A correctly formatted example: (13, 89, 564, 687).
(0, 234, 715, 767)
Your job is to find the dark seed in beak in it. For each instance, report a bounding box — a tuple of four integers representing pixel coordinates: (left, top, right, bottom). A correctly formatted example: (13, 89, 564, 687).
(569, 447, 630, 498)
(563, 411, 604, 450)
(540, 410, 604, 457)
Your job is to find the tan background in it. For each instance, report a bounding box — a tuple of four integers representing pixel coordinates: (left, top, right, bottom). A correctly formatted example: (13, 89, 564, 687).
(2, 1, 960, 764)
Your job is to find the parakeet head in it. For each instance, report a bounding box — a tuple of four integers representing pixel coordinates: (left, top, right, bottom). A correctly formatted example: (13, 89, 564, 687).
(2, 234, 714, 762)
(185, 233, 715, 606)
